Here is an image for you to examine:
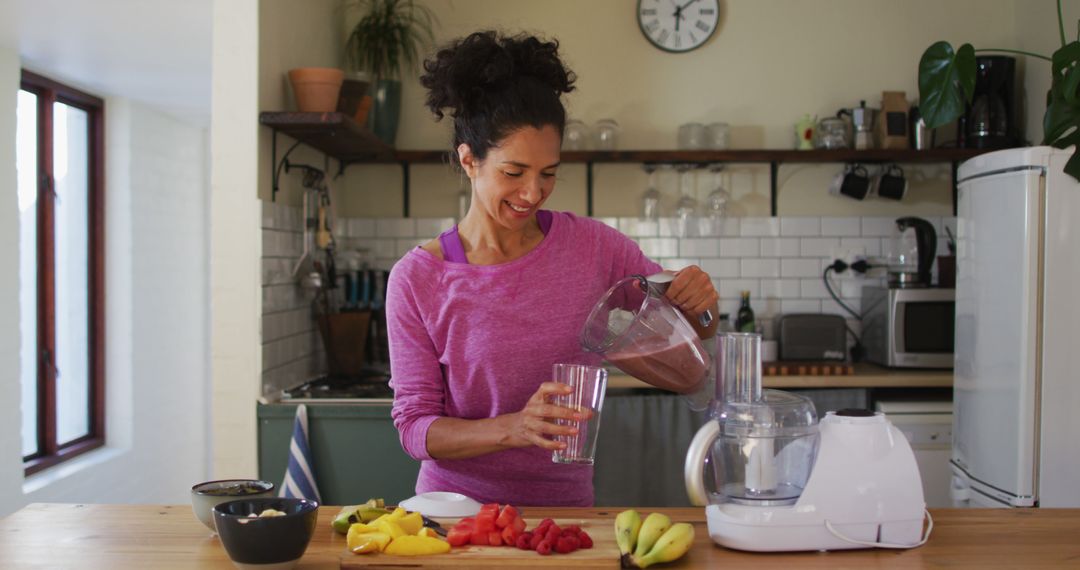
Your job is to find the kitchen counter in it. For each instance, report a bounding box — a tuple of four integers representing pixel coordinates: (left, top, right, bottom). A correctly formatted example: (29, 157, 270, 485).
(609, 363, 952, 390)
(3, 504, 1077, 568)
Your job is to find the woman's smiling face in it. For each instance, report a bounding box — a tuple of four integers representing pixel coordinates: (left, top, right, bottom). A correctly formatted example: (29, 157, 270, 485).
(458, 124, 561, 229)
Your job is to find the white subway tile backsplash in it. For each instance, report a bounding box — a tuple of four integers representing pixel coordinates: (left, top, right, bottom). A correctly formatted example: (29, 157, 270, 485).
(781, 258, 821, 278)
(658, 217, 680, 237)
(596, 217, 619, 230)
(781, 299, 821, 314)
(820, 217, 862, 236)
(711, 218, 741, 237)
(261, 201, 275, 229)
(701, 258, 740, 278)
(799, 278, 830, 299)
(799, 237, 840, 257)
(619, 218, 659, 237)
(396, 238, 426, 257)
(680, 238, 721, 257)
(718, 279, 760, 298)
(740, 217, 781, 237)
(350, 218, 376, 238)
(822, 298, 860, 316)
(639, 237, 680, 257)
(781, 217, 820, 236)
(657, 257, 701, 270)
(840, 237, 882, 257)
(741, 259, 780, 278)
(720, 238, 760, 257)
(861, 217, 896, 237)
(374, 238, 398, 259)
(415, 217, 455, 238)
(760, 238, 799, 257)
(760, 279, 800, 299)
(840, 278, 867, 298)
(377, 218, 416, 238)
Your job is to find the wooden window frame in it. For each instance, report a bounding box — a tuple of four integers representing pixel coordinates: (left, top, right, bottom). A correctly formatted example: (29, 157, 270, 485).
(21, 70, 107, 476)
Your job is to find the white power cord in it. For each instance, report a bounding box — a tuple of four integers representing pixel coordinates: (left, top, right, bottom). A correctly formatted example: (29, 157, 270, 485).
(824, 509, 933, 549)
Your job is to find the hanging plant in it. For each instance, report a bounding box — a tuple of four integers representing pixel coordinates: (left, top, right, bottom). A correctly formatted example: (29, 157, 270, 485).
(918, 0, 1080, 180)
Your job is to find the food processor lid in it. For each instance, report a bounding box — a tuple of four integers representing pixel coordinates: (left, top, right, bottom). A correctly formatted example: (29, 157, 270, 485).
(718, 389, 819, 438)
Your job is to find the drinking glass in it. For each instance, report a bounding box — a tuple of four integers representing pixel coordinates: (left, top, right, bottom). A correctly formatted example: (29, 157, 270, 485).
(705, 165, 730, 235)
(551, 364, 608, 465)
(641, 165, 661, 220)
(675, 165, 698, 237)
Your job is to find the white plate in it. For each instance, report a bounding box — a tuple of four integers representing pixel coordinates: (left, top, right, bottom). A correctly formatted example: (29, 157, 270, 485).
(398, 492, 482, 518)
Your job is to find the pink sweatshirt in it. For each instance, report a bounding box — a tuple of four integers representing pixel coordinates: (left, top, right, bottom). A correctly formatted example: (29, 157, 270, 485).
(386, 211, 662, 506)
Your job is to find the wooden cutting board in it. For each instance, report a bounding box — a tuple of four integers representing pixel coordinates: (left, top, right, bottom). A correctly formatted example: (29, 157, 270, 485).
(340, 516, 619, 568)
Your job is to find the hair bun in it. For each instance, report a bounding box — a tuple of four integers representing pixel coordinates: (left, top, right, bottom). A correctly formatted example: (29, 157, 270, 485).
(422, 30, 576, 120)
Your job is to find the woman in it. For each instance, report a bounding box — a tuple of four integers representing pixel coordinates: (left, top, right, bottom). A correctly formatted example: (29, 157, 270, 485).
(386, 31, 719, 507)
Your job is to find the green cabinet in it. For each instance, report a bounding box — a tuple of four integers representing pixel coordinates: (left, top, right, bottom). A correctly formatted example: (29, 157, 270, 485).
(257, 403, 421, 505)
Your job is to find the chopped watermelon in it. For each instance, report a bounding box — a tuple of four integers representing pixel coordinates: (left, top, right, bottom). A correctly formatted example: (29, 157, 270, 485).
(446, 526, 471, 547)
(495, 504, 520, 529)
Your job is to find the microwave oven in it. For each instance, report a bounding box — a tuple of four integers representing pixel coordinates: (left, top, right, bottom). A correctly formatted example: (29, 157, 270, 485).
(861, 286, 954, 368)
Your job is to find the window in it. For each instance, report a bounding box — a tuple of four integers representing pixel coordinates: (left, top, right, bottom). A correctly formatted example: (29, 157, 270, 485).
(18, 70, 106, 475)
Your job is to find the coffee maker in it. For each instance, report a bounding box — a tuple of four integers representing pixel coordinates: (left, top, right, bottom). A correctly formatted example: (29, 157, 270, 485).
(962, 56, 1018, 149)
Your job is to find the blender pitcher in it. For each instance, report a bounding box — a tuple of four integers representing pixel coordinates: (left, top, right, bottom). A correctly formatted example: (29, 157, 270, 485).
(580, 275, 710, 402)
(685, 333, 820, 507)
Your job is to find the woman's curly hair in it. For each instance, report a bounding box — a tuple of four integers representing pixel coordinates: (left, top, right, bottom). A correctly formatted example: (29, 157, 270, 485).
(420, 31, 576, 164)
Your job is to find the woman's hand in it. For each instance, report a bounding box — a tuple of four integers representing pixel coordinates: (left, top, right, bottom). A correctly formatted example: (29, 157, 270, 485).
(664, 266, 720, 319)
(501, 382, 590, 451)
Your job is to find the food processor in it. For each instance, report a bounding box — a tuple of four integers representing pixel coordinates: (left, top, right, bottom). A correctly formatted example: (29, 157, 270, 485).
(684, 333, 931, 552)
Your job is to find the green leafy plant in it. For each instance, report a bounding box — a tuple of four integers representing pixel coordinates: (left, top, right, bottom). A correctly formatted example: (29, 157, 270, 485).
(344, 0, 436, 82)
(919, 0, 1080, 180)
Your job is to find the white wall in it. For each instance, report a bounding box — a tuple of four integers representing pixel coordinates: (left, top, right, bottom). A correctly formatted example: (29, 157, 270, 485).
(1016, 0, 1080, 146)
(319, 0, 1019, 219)
(0, 43, 26, 516)
(0, 89, 210, 516)
(211, 0, 262, 478)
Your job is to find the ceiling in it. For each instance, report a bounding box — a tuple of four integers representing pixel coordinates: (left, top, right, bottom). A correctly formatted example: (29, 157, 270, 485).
(15, 0, 212, 126)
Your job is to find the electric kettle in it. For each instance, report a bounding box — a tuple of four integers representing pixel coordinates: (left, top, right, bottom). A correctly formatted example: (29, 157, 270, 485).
(884, 216, 937, 287)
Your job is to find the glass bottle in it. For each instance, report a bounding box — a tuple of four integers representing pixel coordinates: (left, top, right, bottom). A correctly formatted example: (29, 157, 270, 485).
(735, 290, 756, 333)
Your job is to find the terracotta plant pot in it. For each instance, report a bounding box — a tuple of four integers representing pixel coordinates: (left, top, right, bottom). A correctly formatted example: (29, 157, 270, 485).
(288, 67, 344, 113)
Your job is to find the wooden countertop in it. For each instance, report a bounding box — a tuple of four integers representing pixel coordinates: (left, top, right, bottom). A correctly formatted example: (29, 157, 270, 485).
(2, 504, 1077, 568)
(608, 363, 952, 390)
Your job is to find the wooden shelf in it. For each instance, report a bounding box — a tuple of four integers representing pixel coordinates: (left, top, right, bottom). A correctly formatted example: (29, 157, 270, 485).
(260, 111, 994, 215)
(607, 363, 952, 391)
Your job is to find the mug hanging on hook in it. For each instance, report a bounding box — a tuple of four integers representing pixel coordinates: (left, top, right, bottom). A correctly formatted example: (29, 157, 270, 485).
(829, 164, 871, 201)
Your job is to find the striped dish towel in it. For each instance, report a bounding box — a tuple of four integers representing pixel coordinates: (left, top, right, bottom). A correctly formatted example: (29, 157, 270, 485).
(279, 404, 321, 502)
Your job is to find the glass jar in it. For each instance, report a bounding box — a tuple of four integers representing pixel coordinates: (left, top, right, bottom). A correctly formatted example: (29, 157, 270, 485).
(678, 122, 706, 150)
(594, 119, 619, 151)
(706, 122, 730, 150)
(815, 117, 849, 149)
(563, 119, 588, 151)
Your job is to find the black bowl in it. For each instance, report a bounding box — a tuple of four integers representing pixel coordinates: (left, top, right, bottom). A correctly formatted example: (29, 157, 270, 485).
(213, 497, 319, 568)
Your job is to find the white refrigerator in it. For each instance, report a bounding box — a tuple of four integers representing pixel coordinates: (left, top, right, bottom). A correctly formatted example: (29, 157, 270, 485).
(951, 146, 1080, 508)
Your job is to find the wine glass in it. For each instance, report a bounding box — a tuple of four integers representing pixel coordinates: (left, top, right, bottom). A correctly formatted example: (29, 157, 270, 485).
(675, 164, 698, 238)
(641, 165, 660, 220)
(705, 165, 730, 235)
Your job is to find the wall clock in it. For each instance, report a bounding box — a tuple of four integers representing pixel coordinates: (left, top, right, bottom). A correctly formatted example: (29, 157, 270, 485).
(637, 0, 720, 53)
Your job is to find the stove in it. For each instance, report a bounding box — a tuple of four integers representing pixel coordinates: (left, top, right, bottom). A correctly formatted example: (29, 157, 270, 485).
(282, 371, 394, 401)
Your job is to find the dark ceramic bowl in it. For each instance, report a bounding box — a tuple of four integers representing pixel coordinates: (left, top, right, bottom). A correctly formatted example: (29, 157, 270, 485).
(191, 479, 276, 531)
(212, 497, 319, 569)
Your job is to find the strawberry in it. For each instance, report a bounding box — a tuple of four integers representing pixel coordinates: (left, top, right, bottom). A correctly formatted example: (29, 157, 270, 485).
(577, 530, 593, 549)
(536, 539, 553, 555)
(495, 504, 520, 529)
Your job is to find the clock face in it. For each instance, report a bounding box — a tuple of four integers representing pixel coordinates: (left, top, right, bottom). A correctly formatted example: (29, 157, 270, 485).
(637, 0, 720, 53)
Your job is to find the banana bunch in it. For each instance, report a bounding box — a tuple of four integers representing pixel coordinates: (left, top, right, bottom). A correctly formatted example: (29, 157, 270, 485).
(614, 510, 695, 568)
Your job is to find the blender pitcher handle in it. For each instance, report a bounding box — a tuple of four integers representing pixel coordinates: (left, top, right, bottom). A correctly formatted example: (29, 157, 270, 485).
(684, 420, 720, 507)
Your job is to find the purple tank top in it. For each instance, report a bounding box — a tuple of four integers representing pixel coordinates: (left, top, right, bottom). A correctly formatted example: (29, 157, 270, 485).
(438, 210, 553, 264)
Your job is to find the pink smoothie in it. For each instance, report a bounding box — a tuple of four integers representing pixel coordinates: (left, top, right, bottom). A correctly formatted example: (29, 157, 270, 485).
(607, 341, 708, 394)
